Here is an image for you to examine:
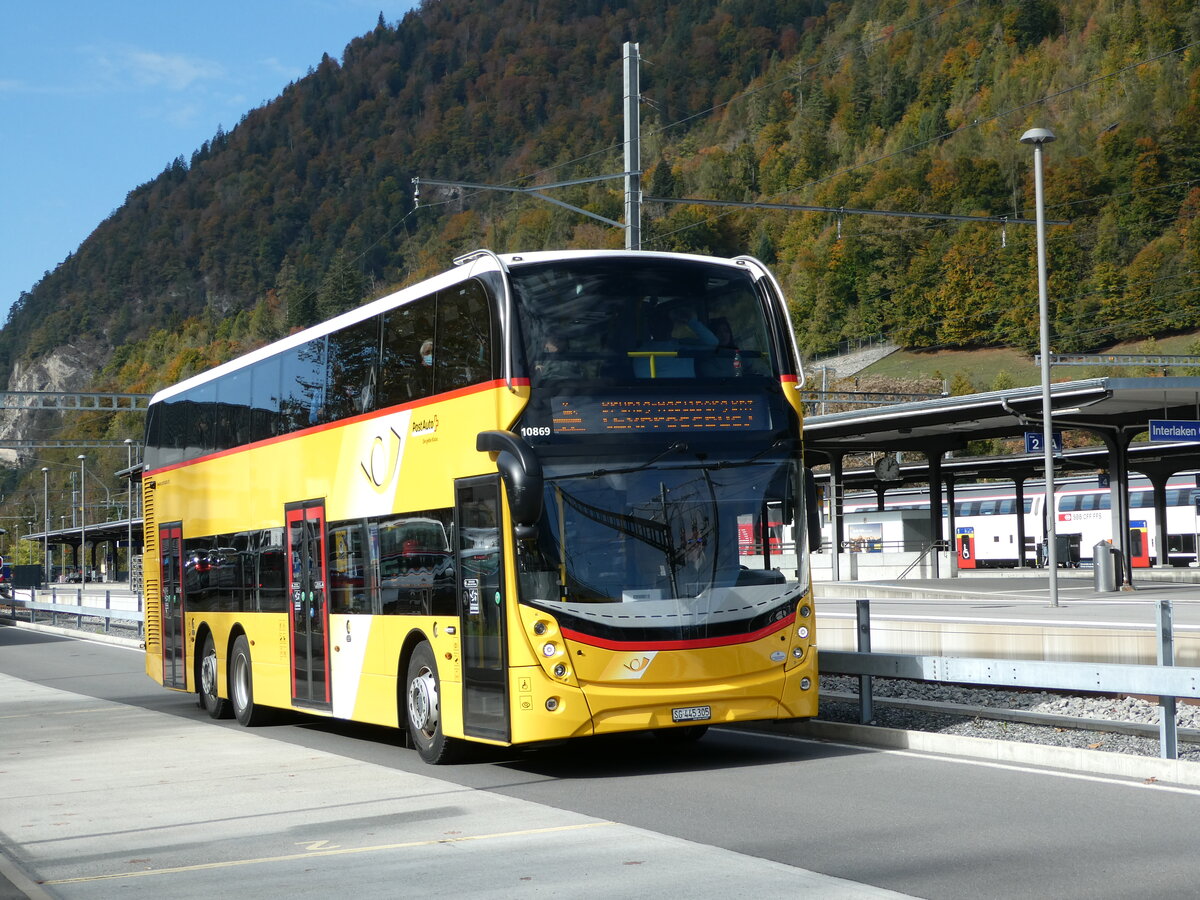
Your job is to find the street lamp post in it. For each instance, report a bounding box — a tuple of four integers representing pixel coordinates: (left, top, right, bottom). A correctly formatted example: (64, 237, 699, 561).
(125, 439, 134, 585)
(42, 467, 49, 585)
(1021, 126, 1058, 607)
(78, 455, 87, 582)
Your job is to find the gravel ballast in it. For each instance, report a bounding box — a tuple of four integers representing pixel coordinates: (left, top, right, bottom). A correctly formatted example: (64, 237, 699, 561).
(819, 674, 1200, 761)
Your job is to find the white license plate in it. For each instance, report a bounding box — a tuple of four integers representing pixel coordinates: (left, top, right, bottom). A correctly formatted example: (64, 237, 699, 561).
(672, 705, 711, 723)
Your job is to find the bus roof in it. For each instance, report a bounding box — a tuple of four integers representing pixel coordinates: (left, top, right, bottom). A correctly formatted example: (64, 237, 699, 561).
(147, 250, 763, 405)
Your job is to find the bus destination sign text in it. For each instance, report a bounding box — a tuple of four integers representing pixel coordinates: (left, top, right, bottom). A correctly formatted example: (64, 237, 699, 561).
(551, 396, 765, 434)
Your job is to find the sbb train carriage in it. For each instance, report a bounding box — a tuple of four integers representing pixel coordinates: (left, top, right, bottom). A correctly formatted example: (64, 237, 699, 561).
(141, 249, 821, 763)
(838, 475, 1200, 568)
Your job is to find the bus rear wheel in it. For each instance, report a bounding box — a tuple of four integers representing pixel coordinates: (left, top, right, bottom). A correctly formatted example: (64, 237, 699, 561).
(230, 635, 271, 727)
(405, 643, 457, 764)
(199, 634, 231, 719)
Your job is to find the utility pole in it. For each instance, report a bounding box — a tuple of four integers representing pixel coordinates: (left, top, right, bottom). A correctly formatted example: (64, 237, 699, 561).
(623, 41, 641, 250)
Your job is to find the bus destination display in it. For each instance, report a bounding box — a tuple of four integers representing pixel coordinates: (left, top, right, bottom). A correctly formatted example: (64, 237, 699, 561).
(551, 396, 766, 434)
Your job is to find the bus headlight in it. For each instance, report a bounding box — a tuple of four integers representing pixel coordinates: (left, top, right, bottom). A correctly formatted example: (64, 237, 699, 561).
(553, 663, 567, 678)
(797, 625, 809, 639)
(800, 677, 812, 690)
(542, 642, 557, 657)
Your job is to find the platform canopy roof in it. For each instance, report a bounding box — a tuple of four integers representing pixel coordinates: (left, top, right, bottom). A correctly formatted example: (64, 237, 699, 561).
(802, 377, 1200, 480)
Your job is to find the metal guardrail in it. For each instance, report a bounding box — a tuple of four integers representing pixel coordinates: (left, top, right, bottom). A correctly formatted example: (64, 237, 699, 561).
(2, 588, 143, 637)
(826, 597, 1189, 759)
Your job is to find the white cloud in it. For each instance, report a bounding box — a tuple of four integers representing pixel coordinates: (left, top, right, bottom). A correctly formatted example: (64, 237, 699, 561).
(261, 56, 305, 83)
(89, 44, 225, 92)
(125, 49, 225, 90)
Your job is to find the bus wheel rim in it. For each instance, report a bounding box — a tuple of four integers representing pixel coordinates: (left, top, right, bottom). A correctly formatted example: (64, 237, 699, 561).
(409, 668, 438, 734)
(201, 647, 218, 699)
(232, 655, 249, 709)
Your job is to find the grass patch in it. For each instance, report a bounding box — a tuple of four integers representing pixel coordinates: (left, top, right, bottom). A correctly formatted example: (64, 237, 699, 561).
(862, 347, 1038, 391)
(859, 331, 1200, 392)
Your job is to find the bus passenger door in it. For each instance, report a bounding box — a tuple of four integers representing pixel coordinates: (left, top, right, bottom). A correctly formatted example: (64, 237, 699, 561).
(159, 524, 187, 689)
(455, 477, 510, 742)
(287, 501, 331, 708)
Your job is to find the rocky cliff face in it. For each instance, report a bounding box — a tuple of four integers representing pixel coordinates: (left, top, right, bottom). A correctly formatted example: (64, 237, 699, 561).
(0, 343, 110, 465)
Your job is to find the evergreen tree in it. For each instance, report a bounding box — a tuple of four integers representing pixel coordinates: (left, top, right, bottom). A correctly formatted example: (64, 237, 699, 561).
(317, 250, 365, 321)
(279, 259, 315, 330)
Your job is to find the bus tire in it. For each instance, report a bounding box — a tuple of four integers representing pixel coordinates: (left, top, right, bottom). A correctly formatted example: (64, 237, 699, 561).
(230, 635, 271, 727)
(199, 633, 231, 719)
(405, 643, 457, 764)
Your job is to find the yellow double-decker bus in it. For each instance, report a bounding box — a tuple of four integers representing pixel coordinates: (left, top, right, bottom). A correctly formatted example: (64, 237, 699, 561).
(142, 249, 819, 763)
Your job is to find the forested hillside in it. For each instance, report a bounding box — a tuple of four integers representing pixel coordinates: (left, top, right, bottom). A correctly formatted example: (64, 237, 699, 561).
(2, 0, 1199, 513)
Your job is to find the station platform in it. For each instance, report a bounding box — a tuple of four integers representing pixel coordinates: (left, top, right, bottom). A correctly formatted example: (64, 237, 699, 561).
(814, 570, 1200, 666)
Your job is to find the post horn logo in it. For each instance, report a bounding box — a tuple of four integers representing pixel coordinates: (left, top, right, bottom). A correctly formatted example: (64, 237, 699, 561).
(361, 425, 405, 492)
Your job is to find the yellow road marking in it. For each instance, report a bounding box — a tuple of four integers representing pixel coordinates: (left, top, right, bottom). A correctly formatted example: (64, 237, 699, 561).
(45, 821, 616, 884)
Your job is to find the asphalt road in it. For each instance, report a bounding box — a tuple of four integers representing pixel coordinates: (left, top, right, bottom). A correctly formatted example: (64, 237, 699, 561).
(2, 625, 1199, 899)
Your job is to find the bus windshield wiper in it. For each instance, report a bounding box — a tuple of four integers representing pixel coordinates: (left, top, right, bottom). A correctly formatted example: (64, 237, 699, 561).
(682, 436, 795, 472)
(581, 441, 689, 479)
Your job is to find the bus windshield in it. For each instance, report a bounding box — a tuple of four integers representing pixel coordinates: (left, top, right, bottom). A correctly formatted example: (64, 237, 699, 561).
(516, 456, 804, 643)
(509, 255, 776, 384)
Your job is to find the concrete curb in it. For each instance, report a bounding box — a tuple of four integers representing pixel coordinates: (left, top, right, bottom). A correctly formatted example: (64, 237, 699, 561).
(0, 846, 55, 900)
(788, 719, 1200, 787)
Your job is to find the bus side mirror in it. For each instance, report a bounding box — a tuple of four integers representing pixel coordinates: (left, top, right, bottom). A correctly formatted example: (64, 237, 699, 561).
(804, 468, 821, 553)
(477, 430, 543, 541)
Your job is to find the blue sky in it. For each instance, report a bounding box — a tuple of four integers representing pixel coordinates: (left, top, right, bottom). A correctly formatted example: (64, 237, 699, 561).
(0, 1, 418, 323)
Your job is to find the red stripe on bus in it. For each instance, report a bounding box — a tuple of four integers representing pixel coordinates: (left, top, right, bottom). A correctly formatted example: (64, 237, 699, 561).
(144, 379, 513, 477)
(560, 612, 795, 652)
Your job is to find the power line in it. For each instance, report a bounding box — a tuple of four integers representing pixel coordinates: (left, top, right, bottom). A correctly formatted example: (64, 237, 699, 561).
(644, 39, 1200, 248)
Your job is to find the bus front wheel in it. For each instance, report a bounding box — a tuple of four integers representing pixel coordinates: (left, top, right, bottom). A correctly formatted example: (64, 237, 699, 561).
(405, 643, 457, 764)
(199, 634, 231, 719)
(230, 635, 271, 727)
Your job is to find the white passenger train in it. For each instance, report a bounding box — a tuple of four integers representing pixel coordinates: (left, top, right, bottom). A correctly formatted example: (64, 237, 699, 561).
(836, 474, 1200, 568)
